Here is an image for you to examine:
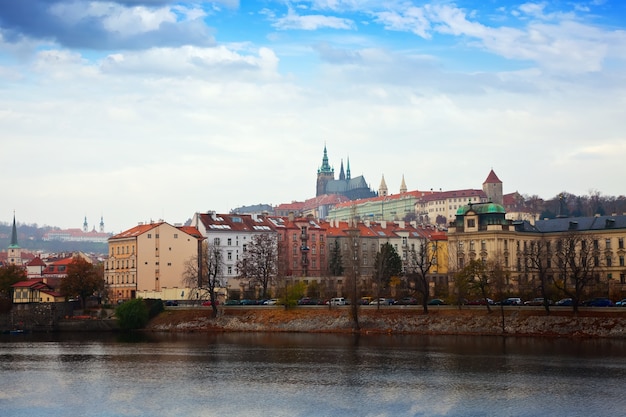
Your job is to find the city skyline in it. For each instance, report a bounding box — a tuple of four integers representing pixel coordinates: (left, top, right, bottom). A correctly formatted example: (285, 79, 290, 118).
(1, 1, 625, 233)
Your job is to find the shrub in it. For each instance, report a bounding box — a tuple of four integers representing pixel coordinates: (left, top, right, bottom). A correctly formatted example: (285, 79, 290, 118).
(115, 298, 149, 330)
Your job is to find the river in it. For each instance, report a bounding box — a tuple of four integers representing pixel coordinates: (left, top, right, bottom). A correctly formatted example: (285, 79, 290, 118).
(1, 332, 625, 417)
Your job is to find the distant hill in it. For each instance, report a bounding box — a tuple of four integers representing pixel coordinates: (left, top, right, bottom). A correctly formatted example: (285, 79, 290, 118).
(0, 222, 108, 256)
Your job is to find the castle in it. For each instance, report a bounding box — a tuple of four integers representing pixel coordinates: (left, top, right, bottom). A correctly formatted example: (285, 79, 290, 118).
(315, 145, 377, 200)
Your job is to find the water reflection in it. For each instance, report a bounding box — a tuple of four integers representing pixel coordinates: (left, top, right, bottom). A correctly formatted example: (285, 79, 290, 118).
(2, 332, 626, 417)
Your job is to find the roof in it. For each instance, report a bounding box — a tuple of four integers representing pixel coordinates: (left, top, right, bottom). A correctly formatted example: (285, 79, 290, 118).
(27, 257, 47, 267)
(483, 169, 502, 185)
(197, 213, 276, 233)
(456, 203, 506, 216)
(12, 279, 53, 290)
(534, 215, 626, 233)
(110, 222, 203, 240)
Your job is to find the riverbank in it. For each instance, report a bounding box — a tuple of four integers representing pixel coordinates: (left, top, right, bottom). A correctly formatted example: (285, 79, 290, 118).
(146, 306, 626, 338)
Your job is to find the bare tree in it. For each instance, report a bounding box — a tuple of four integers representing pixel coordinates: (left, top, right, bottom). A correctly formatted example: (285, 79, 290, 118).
(236, 233, 278, 299)
(405, 238, 440, 313)
(524, 236, 554, 314)
(456, 259, 492, 313)
(183, 240, 224, 317)
(372, 242, 402, 308)
(552, 232, 602, 313)
(345, 224, 360, 331)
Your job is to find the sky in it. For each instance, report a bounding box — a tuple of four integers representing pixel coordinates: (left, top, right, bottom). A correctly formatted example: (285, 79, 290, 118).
(1, 0, 625, 233)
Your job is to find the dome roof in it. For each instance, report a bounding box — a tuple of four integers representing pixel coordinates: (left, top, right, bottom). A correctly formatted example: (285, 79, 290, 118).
(456, 203, 506, 216)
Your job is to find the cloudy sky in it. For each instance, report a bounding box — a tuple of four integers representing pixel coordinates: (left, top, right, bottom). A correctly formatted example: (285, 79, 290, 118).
(1, 0, 625, 233)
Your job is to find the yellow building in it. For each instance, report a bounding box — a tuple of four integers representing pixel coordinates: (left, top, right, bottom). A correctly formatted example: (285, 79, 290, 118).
(105, 222, 203, 304)
(448, 203, 626, 300)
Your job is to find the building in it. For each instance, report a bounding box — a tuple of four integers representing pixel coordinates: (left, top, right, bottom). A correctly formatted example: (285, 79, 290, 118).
(191, 212, 278, 296)
(12, 279, 64, 304)
(105, 222, 203, 304)
(447, 202, 626, 300)
(316, 145, 377, 200)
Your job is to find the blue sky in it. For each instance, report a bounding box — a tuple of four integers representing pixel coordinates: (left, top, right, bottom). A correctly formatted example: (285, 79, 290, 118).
(1, 0, 625, 233)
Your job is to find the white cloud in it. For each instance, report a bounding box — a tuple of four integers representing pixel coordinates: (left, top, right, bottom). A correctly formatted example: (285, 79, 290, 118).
(272, 8, 356, 30)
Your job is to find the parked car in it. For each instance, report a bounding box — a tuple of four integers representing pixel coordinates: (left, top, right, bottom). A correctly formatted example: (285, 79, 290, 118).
(615, 299, 626, 307)
(467, 298, 494, 305)
(224, 299, 240, 306)
(500, 297, 523, 306)
(427, 299, 446, 305)
(165, 300, 178, 306)
(239, 299, 257, 305)
(298, 297, 319, 305)
(359, 297, 374, 305)
(263, 299, 279, 305)
(555, 298, 573, 306)
(524, 298, 553, 306)
(370, 298, 393, 305)
(396, 297, 418, 305)
(582, 298, 614, 307)
(327, 297, 347, 306)
(201, 300, 219, 306)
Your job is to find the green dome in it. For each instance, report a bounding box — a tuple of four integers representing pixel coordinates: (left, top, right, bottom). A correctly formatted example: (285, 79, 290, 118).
(456, 203, 505, 216)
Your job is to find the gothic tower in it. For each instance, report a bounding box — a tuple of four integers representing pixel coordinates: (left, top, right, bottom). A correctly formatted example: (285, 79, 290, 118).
(379, 175, 388, 197)
(400, 175, 407, 194)
(316, 144, 335, 196)
(100, 216, 105, 233)
(83, 216, 88, 232)
(483, 169, 503, 206)
(8, 212, 22, 266)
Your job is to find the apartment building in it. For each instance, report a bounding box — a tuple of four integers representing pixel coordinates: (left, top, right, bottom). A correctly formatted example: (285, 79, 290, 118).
(190, 211, 277, 295)
(105, 222, 203, 304)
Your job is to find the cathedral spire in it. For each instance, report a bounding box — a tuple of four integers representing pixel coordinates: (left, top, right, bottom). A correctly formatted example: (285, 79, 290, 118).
(339, 159, 345, 180)
(346, 157, 351, 180)
(10, 212, 18, 248)
(83, 216, 88, 233)
(100, 215, 105, 233)
(318, 144, 333, 174)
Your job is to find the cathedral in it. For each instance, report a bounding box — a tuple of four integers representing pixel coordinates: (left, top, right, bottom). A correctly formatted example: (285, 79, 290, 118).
(316, 145, 377, 200)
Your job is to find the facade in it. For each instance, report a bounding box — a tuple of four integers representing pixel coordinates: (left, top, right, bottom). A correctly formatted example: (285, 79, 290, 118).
(447, 203, 626, 300)
(316, 145, 377, 200)
(327, 190, 432, 223)
(191, 212, 277, 294)
(268, 215, 328, 279)
(415, 189, 488, 225)
(12, 279, 64, 304)
(105, 222, 203, 304)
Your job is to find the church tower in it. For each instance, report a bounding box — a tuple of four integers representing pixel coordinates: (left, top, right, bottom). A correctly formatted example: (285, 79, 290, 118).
(316, 145, 335, 196)
(100, 216, 105, 233)
(8, 213, 22, 266)
(400, 175, 407, 194)
(379, 175, 388, 197)
(483, 169, 503, 205)
(83, 216, 88, 232)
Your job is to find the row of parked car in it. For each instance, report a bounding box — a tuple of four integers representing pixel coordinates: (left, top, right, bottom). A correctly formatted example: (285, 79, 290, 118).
(463, 297, 626, 307)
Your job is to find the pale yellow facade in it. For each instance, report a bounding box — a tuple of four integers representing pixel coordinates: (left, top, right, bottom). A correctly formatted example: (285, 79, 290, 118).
(105, 222, 201, 304)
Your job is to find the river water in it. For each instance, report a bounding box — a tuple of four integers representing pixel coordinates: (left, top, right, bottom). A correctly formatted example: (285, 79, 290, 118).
(1, 332, 625, 417)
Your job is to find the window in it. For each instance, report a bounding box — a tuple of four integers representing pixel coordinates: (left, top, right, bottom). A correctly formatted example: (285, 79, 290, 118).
(469, 241, 475, 251)
(228, 238, 232, 246)
(593, 239, 599, 250)
(243, 244, 247, 252)
(620, 256, 625, 267)
(227, 252, 232, 260)
(214, 238, 221, 246)
(147, 234, 152, 239)
(320, 235, 324, 242)
(311, 234, 316, 242)
(606, 256, 612, 267)
(606, 238, 611, 249)
(293, 233, 297, 242)
(619, 238, 624, 249)
(504, 240, 508, 250)
(467, 219, 475, 228)
(174, 234, 178, 239)
(481, 240, 486, 251)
